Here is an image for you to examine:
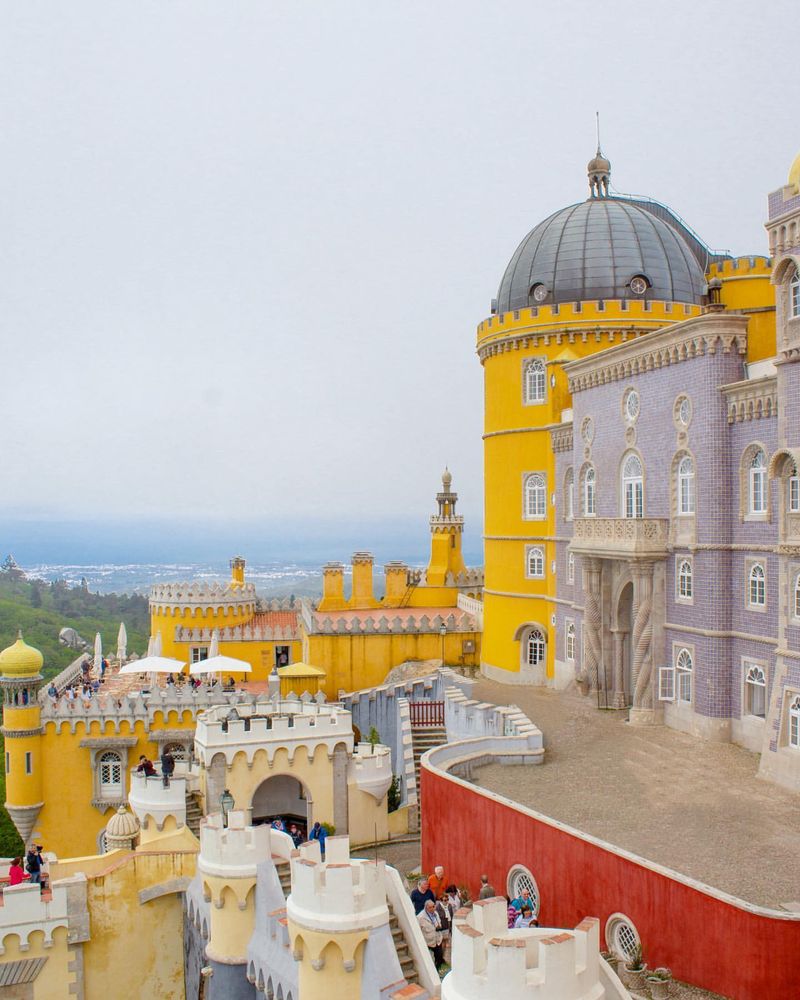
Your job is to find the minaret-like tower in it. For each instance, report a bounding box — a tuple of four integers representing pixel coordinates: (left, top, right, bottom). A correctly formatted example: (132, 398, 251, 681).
(0, 632, 45, 845)
(425, 468, 467, 586)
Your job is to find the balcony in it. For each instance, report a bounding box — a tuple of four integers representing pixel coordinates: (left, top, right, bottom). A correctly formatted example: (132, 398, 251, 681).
(570, 517, 669, 560)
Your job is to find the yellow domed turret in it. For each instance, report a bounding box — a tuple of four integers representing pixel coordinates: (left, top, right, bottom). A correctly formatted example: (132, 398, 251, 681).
(788, 151, 800, 194)
(0, 631, 44, 678)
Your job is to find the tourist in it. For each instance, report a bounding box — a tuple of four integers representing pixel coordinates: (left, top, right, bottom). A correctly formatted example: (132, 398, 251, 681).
(166, 673, 175, 686)
(100, 658, 107, 679)
(8, 857, 25, 886)
(507, 898, 517, 929)
(160, 747, 175, 788)
(271, 818, 285, 832)
(47, 682, 58, 702)
(288, 823, 303, 848)
(137, 755, 156, 777)
(417, 899, 444, 970)
(428, 864, 447, 899)
(308, 821, 326, 855)
(514, 905, 537, 929)
(478, 873, 496, 899)
(410, 878, 435, 915)
(510, 888, 533, 912)
(25, 845, 43, 885)
(443, 883, 462, 916)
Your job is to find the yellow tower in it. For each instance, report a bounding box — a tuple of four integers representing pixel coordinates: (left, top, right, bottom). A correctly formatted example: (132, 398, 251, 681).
(0, 632, 45, 846)
(479, 150, 714, 683)
(424, 468, 467, 586)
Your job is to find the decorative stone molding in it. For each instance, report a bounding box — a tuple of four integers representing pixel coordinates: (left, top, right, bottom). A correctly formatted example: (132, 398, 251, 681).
(175, 621, 298, 643)
(550, 424, 574, 453)
(570, 518, 669, 560)
(564, 313, 749, 393)
(722, 375, 778, 424)
(309, 611, 479, 637)
(477, 326, 652, 363)
(2, 727, 43, 738)
(79, 737, 138, 749)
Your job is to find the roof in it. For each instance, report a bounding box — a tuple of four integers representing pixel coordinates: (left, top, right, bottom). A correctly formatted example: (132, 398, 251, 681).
(249, 611, 299, 633)
(277, 662, 326, 677)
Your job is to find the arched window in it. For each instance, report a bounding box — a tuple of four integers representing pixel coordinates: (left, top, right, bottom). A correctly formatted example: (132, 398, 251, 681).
(749, 449, 767, 515)
(790, 696, 800, 749)
(99, 751, 123, 796)
(749, 563, 766, 607)
(524, 474, 546, 519)
(744, 663, 766, 719)
(565, 468, 574, 521)
(791, 267, 800, 319)
(678, 559, 693, 599)
(525, 628, 546, 667)
(584, 467, 596, 516)
(163, 742, 188, 762)
(567, 551, 575, 584)
(794, 576, 800, 620)
(565, 622, 576, 661)
(526, 547, 544, 578)
(676, 648, 693, 703)
(789, 466, 799, 513)
(677, 455, 695, 515)
(524, 359, 546, 404)
(622, 453, 644, 519)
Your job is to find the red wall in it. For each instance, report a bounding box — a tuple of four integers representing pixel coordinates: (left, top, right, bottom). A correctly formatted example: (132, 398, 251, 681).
(422, 763, 800, 1000)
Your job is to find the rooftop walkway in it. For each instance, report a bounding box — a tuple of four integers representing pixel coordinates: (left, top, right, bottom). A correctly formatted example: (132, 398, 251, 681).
(471, 679, 800, 910)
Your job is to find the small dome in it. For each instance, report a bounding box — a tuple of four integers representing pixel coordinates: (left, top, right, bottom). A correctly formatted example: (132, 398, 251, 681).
(442, 467, 453, 490)
(789, 151, 800, 193)
(587, 151, 611, 173)
(0, 632, 44, 678)
(106, 805, 140, 840)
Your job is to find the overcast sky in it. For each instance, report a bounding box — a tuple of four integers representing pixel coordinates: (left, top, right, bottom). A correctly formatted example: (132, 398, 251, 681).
(0, 1, 795, 534)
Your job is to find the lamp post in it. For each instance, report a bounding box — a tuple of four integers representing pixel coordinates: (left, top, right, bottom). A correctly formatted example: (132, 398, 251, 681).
(220, 788, 235, 828)
(439, 624, 447, 666)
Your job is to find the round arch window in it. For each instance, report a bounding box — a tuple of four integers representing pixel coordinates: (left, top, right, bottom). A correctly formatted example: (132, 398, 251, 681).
(629, 275, 649, 296)
(163, 742, 189, 762)
(530, 282, 548, 303)
(623, 388, 640, 424)
(506, 864, 540, 916)
(605, 913, 641, 961)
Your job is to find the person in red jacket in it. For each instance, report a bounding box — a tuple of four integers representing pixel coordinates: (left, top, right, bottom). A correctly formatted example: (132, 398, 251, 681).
(428, 865, 447, 899)
(8, 858, 25, 886)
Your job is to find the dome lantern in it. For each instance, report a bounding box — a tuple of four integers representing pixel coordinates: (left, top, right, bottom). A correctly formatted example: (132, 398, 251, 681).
(0, 631, 44, 680)
(588, 145, 611, 198)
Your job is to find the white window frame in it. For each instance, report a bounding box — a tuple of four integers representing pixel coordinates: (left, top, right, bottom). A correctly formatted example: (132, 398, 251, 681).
(748, 562, 766, 609)
(749, 449, 767, 515)
(675, 646, 693, 704)
(191, 646, 209, 664)
(525, 546, 545, 579)
(584, 467, 596, 517)
(658, 666, 675, 701)
(622, 452, 644, 519)
(565, 620, 576, 661)
(605, 914, 641, 963)
(523, 359, 546, 405)
(743, 662, 767, 720)
(677, 455, 695, 515)
(567, 551, 575, 584)
(676, 557, 693, 603)
(565, 468, 574, 521)
(524, 628, 546, 668)
(789, 695, 800, 749)
(794, 574, 800, 621)
(506, 864, 541, 917)
(524, 473, 547, 520)
(623, 388, 640, 424)
(791, 267, 800, 319)
(789, 471, 800, 513)
(99, 751, 123, 798)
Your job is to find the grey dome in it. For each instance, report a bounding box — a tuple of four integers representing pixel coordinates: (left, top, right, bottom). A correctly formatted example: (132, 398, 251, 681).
(496, 198, 707, 313)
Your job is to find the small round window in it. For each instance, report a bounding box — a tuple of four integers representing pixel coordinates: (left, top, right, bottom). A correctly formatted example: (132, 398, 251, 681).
(674, 394, 692, 428)
(581, 416, 595, 444)
(630, 275, 649, 296)
(530, 283, 548, 303)
(605, 913, 641, 961)
(506, 864, 540, 916)
(623, 389, 640, 424)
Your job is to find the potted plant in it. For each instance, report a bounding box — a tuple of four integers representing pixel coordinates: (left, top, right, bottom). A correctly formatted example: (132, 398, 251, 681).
(600, 950, 620, 976)
(645, 967, 672, 998)
(622, 943, 647, 992)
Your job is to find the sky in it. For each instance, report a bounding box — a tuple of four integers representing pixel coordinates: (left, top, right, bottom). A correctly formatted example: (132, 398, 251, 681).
(0, 1, 796, 555)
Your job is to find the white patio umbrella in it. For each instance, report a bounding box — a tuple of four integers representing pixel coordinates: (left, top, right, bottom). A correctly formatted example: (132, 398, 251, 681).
(93, 633, 103, 672)
(116, 623, 127, 662)
(153, 631, 163, 656)
(189, 655, 252, 678)
(146, 635, 155, 657)
(118, 656, 187, 675)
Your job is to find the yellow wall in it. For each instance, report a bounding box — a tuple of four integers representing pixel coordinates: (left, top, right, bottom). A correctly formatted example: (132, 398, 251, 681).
(289, 929, 367, 1000)
(0, 926, 76, 998)
(202, 874, 255, 964)
(4, 704, 44, 809)
(708, 256, 776, 362)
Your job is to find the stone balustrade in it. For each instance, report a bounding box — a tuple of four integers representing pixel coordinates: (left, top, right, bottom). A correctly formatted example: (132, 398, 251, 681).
(570, 517, 669, 559)
(457, 593, 484, 628)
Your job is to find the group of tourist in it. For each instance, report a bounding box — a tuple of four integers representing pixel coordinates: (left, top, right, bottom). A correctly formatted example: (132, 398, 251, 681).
(136, 749, 175, 788)
(6, 844, 47, 891)
(410, 869, 539, 972)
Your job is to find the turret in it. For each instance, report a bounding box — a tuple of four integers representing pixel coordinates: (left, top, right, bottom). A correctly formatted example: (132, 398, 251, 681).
(319, 562, 347, 612)
(0, 632, 45, 845)
(351, 552, 377, 608)
(383, 561, 409, 607)
(426, 469, 467, 586)
(229, 555, 246, 588)
(105, 805, 140, 851)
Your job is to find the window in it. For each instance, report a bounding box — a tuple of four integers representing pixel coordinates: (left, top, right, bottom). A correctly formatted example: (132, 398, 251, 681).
(676, 647, 693, 703)
(506, 865, 540, 916)
(749, 449, 767, 515)
(565, 468, 574, 521)
(525, 628, 546, 667)
(584, 467, 596, 516)
(163, 742, 188, 762)
(565, 622, 576, 661)
(678, 456, 695, 515)
(789, 468, 800, 513)
(567, 551, 575, 584)
(677, 559, 693, 600)
(749, 563, 766, 607)
(792, 267, 800, 319)
(658, 666, 675, 701)
(191, 647, 209, 664)
(4, 752, 8, 774)
(795, 575, 800, 620)
(790, 696, 800, 749)
(622, 453, 644, 519)
(99, 751, 123, 796)
(524, 474, 546, 519)
(744, 664, 766, 719)
(25, 752, 32, 775)
(606, 914, 641, 963)
(674, 394, 692, 428)
(623, 388, 640, 423)
(526, 546, 544, 579)
(524, 359, 546, 404)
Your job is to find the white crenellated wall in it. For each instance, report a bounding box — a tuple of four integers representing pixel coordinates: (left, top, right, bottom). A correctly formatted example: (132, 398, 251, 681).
(197, 810, 279, 878)
(348, 742, 393, 800)
(129, 770, 187, 831)
(0, 882, 70, 953)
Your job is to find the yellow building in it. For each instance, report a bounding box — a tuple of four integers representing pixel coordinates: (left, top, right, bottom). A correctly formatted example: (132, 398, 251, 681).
(478, 149, 776, 685)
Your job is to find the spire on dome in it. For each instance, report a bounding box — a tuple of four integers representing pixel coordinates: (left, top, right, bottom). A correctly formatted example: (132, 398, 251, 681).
(587, 112, 611, 198)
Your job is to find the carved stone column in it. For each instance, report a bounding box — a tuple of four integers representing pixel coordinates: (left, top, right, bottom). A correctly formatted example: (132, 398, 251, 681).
(610, 629, 627, 708)
(631, 561, 655, 715)
(581, 558, 603, 692)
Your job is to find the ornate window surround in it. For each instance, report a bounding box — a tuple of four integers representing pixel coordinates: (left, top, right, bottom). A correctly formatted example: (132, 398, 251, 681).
(746, 559, 767, 612)
(522, 357, 547, 406)
(525, 545, 545, 579)
(523, 472, 547, 520)
(676, 555, 693, 605)
(742, 659, 768, 720)
(740, 443, 770, 522)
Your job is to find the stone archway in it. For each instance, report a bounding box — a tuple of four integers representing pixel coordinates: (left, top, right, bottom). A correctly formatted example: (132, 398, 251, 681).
(251, 775, 311, 839)
(613, 582, 634, 708)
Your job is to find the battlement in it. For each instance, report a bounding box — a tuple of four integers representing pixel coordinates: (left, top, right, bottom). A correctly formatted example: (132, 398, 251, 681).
(198, 810, 273, 877)
(445, 900, 604, 1000)
(175, 619, 298, 643)
(707, 255, 772, 278)
(287, 836, 389, 934)
(194, 695, 354, 766)
(309, 610, 479, 637)
(349, 742, 393, 800)
(446, 568, 484, 589)
(129, 769, 187, 831)
(0, 881, 69, 953)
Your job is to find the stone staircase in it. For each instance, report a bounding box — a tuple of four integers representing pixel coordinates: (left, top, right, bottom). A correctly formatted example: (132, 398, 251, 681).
(411, 725, 447, 803)
(185, 791, 203, 838)
(275, 859, 292, 899)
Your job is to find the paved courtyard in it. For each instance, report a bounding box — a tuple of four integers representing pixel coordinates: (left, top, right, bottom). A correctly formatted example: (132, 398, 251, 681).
(470, 679, 800, 910)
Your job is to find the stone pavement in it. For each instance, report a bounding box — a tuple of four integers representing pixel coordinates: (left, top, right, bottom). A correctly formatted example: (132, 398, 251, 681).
(471, 679, 800, 909)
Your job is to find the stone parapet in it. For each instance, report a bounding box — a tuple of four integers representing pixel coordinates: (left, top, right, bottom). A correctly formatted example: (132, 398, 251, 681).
(198, 811, 274, 878)
(349, 742, 393, 801)
(310, 611, 478, 637)
(444, 687, 543, 749)
(570, 517, 669, 560)
(129, 770, 187, 831)
(0, 882, 69, 953)
(175, 621, 298, 643)
(150, 580, 257, 606)
(722, 374, 778, 424)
